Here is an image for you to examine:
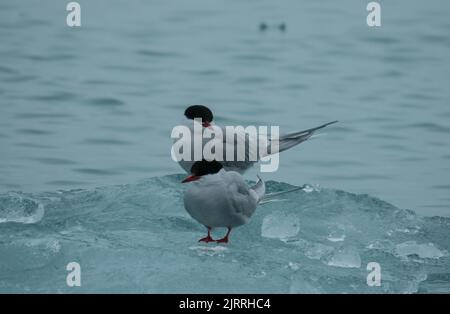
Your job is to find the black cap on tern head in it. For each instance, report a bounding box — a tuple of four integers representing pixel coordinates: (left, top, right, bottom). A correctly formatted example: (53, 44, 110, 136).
(182, 160, 223, 183)
(184, 105, 214, 124)
(191, 160, 223, 176)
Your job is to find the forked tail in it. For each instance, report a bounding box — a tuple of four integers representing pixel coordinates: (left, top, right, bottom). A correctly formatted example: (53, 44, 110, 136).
(269, 120, 338, 154)
(259, 186, 303, 204)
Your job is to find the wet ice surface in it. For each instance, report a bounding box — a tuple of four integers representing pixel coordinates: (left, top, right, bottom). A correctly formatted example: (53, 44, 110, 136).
(0, 175, 449, 293)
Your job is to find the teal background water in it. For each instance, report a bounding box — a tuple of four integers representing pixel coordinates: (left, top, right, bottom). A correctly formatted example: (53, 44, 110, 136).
(1, 0, 450, 217)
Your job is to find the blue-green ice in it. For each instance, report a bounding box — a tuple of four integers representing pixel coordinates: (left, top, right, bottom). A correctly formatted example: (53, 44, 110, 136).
(1, 175, 448, 293)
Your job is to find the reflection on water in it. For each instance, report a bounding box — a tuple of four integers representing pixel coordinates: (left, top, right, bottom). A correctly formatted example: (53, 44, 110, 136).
(0, 0, 449, 216)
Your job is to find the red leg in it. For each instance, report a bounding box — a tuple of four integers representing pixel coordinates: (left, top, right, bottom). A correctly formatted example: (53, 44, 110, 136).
(198, 227, 214, 243)
(215, 228, 232, 244)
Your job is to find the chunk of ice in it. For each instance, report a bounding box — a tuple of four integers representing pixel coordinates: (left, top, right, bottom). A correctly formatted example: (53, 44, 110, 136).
(261, 212, 300, 241)
(327, 246, 362, 268)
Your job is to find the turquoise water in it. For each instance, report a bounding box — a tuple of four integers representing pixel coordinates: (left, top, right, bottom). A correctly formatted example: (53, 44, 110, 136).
(1, 0, 450, 216)
(0, 0, 450, 293)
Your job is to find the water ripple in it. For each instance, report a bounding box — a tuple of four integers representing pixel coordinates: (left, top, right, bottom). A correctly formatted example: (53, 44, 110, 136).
(16, 128, 53, 135)
(86, 97, 125, 107)
(82, 138, 132, 146)
(30, 157, 76, 165)
(74, 168, 121, 176)
(137, 49, 183, 58)
(15, 112, 73, 119)
(410, 123, 450, 133)
(33, 92, 78, 102)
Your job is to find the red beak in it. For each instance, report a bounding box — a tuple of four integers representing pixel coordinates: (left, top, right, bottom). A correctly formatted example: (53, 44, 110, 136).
(182, 175, 200, 183)
(202, 121, 213, 129)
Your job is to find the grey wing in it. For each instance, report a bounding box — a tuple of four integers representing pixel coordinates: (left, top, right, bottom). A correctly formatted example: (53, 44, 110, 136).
(219, 128, 260, 173)
(227, 173, 258, 219)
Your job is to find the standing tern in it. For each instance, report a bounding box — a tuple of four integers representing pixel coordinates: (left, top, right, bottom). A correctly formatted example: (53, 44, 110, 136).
(182, 160, 266, 243)
(177, 105, 338, 173)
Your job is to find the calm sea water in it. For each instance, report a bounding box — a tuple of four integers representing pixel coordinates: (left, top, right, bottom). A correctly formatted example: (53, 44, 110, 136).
(1, 0, 449, 217)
